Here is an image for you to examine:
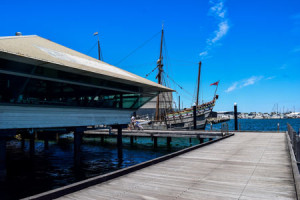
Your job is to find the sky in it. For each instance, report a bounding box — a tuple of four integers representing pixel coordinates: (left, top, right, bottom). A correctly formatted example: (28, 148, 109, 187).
(0, 0, 299, 113)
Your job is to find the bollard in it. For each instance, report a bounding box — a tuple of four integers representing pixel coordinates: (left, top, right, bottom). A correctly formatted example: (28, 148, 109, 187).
(277, 123, 280, 132)
(234, 103, 238, 131)
(193, 105, 197, 130)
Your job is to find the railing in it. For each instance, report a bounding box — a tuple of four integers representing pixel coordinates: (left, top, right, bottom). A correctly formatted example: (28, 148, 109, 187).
(287, 123, 300, 165)
(221, 123, 229, 135)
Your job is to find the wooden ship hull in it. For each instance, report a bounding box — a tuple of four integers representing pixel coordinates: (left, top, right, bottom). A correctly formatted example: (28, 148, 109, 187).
(165, 100, 215, 129)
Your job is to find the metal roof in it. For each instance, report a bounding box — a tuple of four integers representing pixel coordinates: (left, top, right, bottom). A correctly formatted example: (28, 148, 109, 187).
(0, 35, 173, 93)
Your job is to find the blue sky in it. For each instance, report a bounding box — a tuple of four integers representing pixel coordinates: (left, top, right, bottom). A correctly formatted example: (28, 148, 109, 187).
(1, 0, 299, 112)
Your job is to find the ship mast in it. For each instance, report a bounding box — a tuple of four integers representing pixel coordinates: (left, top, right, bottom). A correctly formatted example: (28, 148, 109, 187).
(155, 25, 164, 121)
(97, 36, 101, 61)
(196, 61, 202, 106)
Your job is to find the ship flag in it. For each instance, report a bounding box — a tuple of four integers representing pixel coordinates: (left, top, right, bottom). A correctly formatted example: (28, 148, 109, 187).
(93, 32, 99, 36)
(210, 80, 219, 86)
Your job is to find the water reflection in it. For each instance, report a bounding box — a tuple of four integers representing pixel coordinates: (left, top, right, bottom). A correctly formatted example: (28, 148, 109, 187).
(1, 135, 197, 200)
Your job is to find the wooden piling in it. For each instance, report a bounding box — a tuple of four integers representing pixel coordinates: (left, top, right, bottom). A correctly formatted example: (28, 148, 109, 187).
(44, 136, 49, 150)
(74, 131, 82, 164)
(130, 136, 134, 145)
(29, 131, 35, 156)
(167, 137, 171, 148)
(0, 138, 6, 179)
(153, 137, 157, 148)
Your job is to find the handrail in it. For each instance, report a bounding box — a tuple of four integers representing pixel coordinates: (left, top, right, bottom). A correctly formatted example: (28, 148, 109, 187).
(287, 123, 300, 162)
(287, 123, 300, 199)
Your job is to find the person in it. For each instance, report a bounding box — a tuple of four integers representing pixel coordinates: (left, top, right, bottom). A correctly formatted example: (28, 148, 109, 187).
(130, 115, 136, 130)
(135, 121, 143, 130)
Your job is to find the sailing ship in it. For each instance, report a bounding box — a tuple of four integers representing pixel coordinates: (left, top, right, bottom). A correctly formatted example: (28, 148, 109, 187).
(146, 26, 219, 130)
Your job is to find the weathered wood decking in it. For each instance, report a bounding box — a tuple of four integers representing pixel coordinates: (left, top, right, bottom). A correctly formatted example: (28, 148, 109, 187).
(57, 132, 297, 200)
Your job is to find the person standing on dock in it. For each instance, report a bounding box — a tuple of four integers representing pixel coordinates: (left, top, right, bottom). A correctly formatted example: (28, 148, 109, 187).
(130, 115, 136, 130)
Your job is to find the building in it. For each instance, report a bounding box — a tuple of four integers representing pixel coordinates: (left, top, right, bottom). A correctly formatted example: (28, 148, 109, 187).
(0, 35, 172, 130)
(136, 92, 173, 118)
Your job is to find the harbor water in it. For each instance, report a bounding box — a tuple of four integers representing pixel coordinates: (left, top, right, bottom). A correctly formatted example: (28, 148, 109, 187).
(0, 135, 201, 200)
(1, 118, 300, 200)
(206, 118, 300, 132)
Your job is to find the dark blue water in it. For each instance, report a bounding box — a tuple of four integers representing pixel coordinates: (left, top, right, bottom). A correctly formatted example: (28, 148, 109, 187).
(206, 118, 300, 132)
(0, 136, 201, 200)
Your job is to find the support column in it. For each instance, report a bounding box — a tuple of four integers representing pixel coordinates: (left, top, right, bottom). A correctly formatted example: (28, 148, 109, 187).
(101, 135, 104, 144)
(44, 135, 49, 150)
(74, 131, 83, 165)
(189, 138, 192, 144)
(199, 138, 204, 144)
(117, 126, 123, 162)
(29, 131, 35, 157)
(0, 138, 6, 180)
(130, 136, 134, 145)
(21, 132, 25, 150)
(35, 131, 38, 140)
(167, 137, 172, 149)
(56, 133, 59, 141)
(153, 137, 157, 148)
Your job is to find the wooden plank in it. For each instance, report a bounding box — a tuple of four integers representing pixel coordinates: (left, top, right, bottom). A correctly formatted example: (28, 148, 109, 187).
(56, 132, 297, 200)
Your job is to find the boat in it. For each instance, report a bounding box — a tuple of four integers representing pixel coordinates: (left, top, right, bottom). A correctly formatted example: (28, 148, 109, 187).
(142, 26, 219, 130)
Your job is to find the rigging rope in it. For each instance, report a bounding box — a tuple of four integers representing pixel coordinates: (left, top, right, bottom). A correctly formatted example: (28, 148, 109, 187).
(163, 72, 194, 97)
(115, 31, 161, 65)
(86, 42, 98, 55)
(145, 65, 159, 78)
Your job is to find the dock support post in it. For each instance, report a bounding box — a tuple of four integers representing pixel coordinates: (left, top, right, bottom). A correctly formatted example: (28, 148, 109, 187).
(21, 132, 25, 150)
(101, 136, 104, 144)
(189, 138, 192, 144)
(0, 138, 6, 180)
(154, 137, 157, 148)
(199, 138, 204, 144)
(35, 131, 38, 140)
(130, 136, 134, 145)
(167, 137, 172, 148)
(234, 103, 238, 131)
(29, 131, 35, 157)
(44, 135, 49, 150)
(74, 131, 83, 165)
(117, 126, 123, 162)
(193, 105, 197, 130)
(56, 133, 59, 141)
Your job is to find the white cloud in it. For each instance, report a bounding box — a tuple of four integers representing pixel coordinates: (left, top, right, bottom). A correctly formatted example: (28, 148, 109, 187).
(200, 0, 230, 58)
(225, 76, 265, 93)
(210, 20, 229, 44)
(199, 51, 208, 57)
(242, 76, 263, 87)
(266, 76, 276, 80)
(225, 82, 238, 93)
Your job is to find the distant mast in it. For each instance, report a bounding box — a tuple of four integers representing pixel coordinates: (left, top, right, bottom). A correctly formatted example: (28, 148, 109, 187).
(94, 32, 102, 61)
(196, 61, 202, 106)
(155, 25, 164, 121)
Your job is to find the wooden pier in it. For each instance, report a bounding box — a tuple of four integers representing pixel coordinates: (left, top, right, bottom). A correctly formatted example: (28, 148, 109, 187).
(26, 131, 300, 200)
